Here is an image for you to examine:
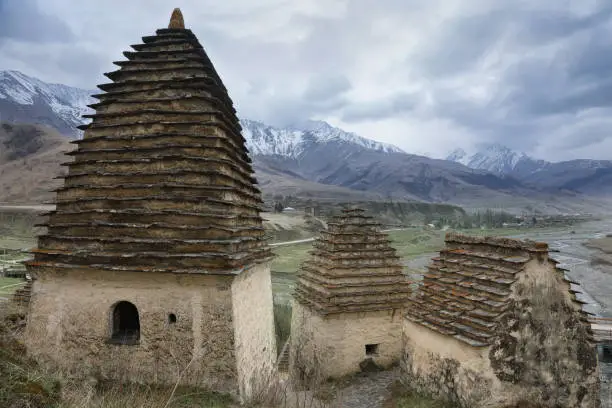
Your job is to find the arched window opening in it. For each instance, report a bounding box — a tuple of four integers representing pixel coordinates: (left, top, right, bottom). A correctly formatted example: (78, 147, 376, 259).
(168, 313, 177, 324)
(110, 301, 140, 345)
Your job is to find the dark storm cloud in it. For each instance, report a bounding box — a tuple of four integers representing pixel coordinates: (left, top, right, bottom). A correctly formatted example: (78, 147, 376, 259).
(0, 0, 73, 43)
(411, 3, 612, 79)
(403, 1, 612, 157)
(411, 10, 510, 77)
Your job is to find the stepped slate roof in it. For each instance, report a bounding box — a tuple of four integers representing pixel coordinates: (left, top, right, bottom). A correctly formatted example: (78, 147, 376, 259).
(405, 233, 593, 347)
(26, 9, 272, 275)
(293, 208, 411, 315)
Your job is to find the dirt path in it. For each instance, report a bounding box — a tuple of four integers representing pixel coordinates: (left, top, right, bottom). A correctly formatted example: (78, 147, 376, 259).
(331, 369, 400, 408)
(270, 237, 317, 247)
(270, 228, 412, 247)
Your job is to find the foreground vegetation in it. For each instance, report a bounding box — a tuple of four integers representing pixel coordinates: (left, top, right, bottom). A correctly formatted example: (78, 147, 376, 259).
(1, 300, 460, 408)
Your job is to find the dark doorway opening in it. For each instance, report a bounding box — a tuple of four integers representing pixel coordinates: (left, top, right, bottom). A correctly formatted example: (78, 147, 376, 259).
(109, 301, 140, 345)
(168, 313, 177, 324)
(365, 344, 379, 356)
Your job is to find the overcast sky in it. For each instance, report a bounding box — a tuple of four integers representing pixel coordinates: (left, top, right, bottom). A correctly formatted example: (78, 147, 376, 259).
(1, 0, 612, 161)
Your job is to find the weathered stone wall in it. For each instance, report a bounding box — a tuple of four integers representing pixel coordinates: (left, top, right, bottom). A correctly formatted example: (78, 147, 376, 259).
(290, 302, 403, 385)
(401, 257, 600, 407)
(231, 262, 277, 401)
(25, 270, 239, 394)
(487, 258, 600, 408)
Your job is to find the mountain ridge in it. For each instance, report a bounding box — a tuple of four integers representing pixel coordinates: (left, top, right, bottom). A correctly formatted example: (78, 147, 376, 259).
(0, 70, 610, 212)
(0, 70, 94, 138)
(446, 143, 612, 195)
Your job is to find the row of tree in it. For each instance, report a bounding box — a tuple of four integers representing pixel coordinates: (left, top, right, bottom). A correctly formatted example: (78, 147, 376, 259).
(427, 209, 530, 229)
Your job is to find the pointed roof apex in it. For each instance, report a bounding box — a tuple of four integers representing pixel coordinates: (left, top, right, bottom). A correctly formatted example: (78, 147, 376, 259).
(168, 8, 185, 29)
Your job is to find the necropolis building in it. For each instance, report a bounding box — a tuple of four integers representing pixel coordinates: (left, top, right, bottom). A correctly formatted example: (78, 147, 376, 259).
(24, 9, 276, 400)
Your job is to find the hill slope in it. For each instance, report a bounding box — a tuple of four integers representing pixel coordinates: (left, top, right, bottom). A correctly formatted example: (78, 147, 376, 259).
(0, 122, 71, 203)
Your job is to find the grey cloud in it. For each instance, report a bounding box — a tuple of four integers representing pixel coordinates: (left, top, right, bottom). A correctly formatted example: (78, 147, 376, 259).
(410, 3, 612, 79)
(2, 0, 612, 160)
(513, 5, 612, 46)
(407, 2, 612, 157)
(411, 10, 510, 77)
(501, 21, 612, 118)
(0, 0, 73, 43)
(266, 91, 350, 128)
(556, 126, 611, 150)
(303, 74, 351, 102)
(566, 27, 612, 83)
(341, 92, 420, 122)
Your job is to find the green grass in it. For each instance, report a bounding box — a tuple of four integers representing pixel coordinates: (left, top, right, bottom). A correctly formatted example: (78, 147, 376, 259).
(0, 210, 40, 251)
(387, 381, 459, 408)
(387, 229, 444, 259)
(0, 277, 25, 297)
(271, 226, 567, 275)
(271, 242, 314, 273)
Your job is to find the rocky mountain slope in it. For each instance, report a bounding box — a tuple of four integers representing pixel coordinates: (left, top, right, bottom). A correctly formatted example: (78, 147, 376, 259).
(242, 119, 404, 157)
(240, 120, 562, 208)
(0, 71, 94, 138)
(447, 144, 612, 195)
(447, 144, 538, 175)
(0, 70, 609, 212)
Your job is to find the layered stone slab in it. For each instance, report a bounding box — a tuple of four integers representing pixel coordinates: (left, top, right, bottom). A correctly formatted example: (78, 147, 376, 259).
(405, 233, 594, 347)
(402, 232, 599, 408)
(27, 11, 271, 276)
(293, 208, 411, 315)
(24, 10, 277, 403)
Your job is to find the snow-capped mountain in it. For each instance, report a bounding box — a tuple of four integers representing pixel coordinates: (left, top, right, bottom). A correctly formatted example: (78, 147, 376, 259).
(0, 70, 404, 157)
(2, 70, 611, 200)
(0, 70, 94, 137)
(240, 119, 404, 158)
(446, 143, 534, 175)
(447, 143, 612, 194)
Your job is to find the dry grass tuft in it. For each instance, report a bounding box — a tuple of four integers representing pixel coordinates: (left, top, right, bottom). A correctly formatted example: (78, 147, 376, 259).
(0, 303, 61, 407)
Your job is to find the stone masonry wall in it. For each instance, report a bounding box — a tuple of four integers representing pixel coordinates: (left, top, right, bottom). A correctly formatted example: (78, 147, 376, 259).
(290, 302, 403, 385)
(231, 262, 277, 402)
(402, 257, 600, 407)
(487, 258, 600, 408)
(25, 270, 239, 394)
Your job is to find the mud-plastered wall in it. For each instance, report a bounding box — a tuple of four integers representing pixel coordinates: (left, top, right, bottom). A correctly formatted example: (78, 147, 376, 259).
(231, 262, 277, 401)
(25, 270, 239, 393)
